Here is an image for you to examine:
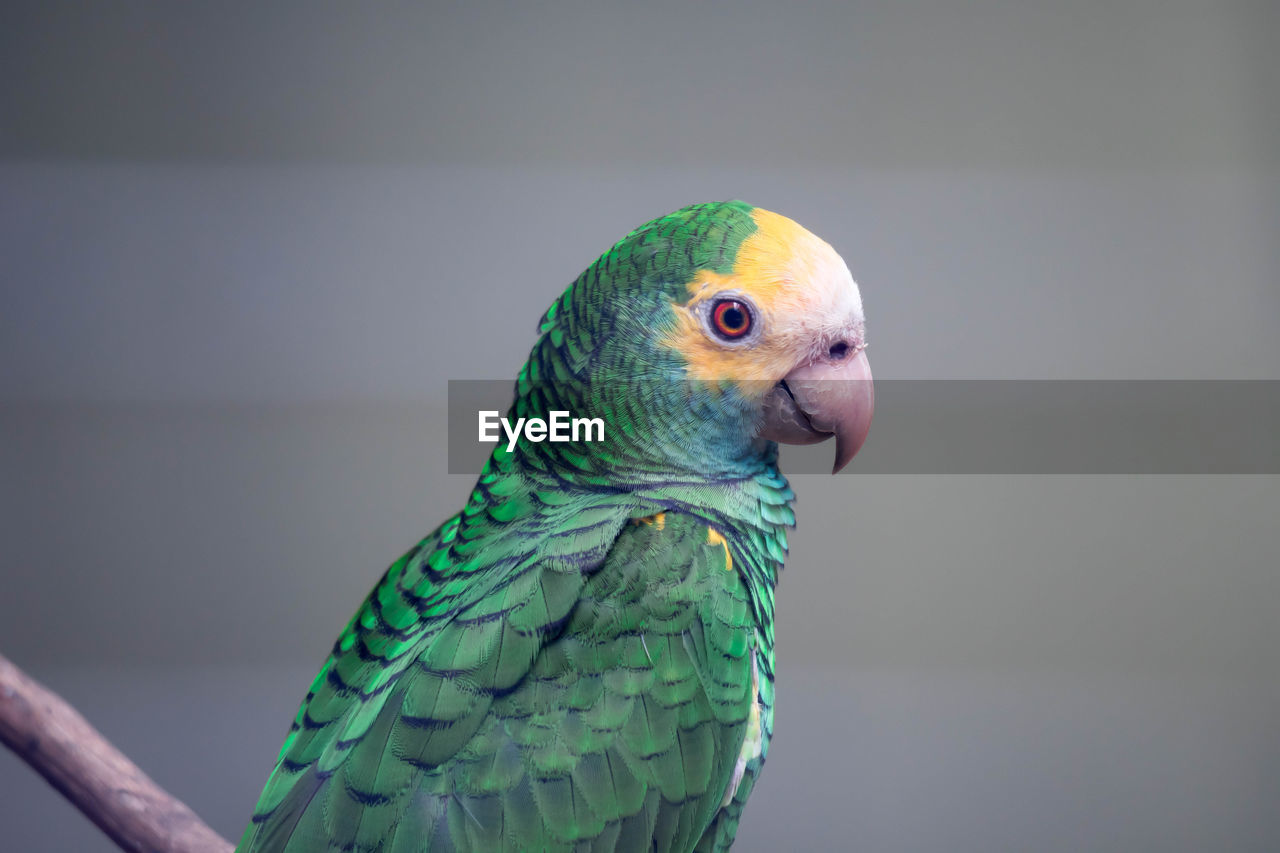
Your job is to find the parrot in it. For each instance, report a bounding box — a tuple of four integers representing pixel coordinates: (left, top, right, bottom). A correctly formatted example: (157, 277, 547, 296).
(237, 201, 874, 852)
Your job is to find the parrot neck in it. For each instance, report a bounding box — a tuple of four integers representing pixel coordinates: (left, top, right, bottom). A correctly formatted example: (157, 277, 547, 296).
(473, 438, 792, 646)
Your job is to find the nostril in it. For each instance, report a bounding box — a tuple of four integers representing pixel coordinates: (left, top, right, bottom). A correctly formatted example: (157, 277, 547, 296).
(828, 341, 850, 361)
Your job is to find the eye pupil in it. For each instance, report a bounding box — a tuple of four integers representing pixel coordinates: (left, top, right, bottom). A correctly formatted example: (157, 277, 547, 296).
(711, 299, 752, 339)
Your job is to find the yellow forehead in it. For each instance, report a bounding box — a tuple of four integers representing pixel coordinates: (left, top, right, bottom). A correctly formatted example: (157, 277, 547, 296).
(686, 208, 843, 306)
(662, 207, 853, 389)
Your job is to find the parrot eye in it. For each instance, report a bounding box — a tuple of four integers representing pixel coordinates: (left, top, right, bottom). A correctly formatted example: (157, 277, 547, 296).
(710, 299, 752, 340)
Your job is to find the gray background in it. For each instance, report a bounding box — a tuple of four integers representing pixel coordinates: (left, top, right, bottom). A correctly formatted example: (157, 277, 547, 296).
(2, 1, 1278, 850)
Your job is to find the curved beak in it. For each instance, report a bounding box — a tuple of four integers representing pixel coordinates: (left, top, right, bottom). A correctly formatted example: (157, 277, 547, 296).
(758, 348, 875, 473)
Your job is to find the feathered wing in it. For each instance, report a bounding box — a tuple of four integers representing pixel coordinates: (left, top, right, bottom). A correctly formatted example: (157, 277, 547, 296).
(239, 507, 762, 853)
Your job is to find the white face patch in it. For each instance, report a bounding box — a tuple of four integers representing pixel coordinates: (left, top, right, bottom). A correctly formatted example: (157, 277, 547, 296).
(766, 238, 866, 368)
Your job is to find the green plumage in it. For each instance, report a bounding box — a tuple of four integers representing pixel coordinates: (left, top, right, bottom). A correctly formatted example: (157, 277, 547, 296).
(239, 202, 792, 852)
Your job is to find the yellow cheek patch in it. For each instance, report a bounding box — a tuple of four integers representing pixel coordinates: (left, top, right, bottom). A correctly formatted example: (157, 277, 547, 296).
(706, 527, 734, 571)
(660, 207, 844, 395)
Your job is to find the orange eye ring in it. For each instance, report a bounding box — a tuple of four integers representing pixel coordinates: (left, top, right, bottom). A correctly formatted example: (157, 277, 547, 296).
(711, 299, 752, 339)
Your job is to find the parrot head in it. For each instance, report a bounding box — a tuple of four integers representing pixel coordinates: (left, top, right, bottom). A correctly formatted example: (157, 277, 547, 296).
(522, 200, 873, 478)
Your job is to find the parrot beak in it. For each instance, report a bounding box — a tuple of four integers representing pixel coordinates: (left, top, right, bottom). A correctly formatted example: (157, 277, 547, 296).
(758, 348, 874, 473)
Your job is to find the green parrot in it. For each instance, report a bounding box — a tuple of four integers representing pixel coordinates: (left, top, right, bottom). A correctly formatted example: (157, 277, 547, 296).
(238, 201, 874, 852)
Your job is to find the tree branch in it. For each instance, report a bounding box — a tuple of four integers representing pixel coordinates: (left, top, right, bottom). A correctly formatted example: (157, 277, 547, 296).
(0, 652, 234, 853)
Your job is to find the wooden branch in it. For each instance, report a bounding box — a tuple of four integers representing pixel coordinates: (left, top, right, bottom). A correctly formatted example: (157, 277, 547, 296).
(0, 652, 234, 853)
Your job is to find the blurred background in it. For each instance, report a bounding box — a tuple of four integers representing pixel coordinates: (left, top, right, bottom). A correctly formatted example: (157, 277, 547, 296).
(2, 1, 1278, 850)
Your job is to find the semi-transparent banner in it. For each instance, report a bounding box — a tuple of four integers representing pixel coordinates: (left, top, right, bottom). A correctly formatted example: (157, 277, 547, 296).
(447, 380, 1280, 475)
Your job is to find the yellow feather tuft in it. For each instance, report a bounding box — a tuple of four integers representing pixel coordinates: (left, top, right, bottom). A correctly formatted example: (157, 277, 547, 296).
(706, 527, 733, 571)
